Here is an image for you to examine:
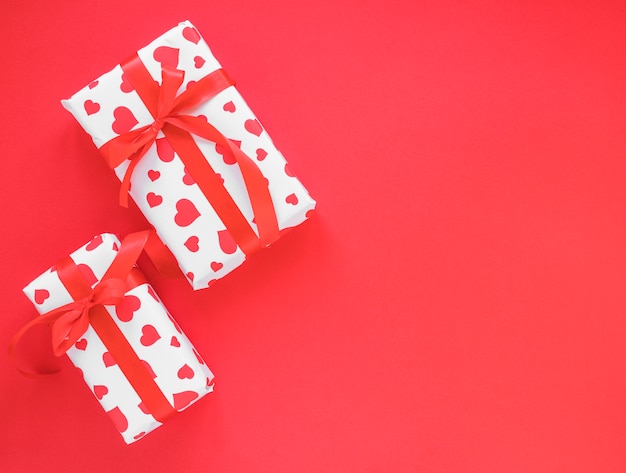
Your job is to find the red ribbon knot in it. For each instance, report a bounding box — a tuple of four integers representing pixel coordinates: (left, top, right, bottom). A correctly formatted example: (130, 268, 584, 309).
(49, 277, 127, 357)
(150, 118, 165, 134)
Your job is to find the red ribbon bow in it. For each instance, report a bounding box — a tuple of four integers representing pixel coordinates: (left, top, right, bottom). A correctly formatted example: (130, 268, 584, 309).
(9, 232, 149, 375)
(10, 231, 176, 423)
(43, 277, 127, 358)
(99, 54, 280, 256)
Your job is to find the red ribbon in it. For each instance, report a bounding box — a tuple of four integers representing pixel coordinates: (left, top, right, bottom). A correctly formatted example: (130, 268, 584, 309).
(9, 231, 176, 423)
(99, 54, 280, 256)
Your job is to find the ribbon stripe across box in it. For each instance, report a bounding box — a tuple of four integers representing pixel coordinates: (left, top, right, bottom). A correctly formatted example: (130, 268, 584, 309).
(20, 233, 215, 444)
(62, 21, 316, 290)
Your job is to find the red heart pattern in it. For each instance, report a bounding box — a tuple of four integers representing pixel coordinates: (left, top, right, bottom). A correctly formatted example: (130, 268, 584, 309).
(75, 339, 88, 350)
(216, 142, 236, 165)
(86, 234, 103, 251)
(142, 360, 157, 378)
(153, 46, 180, 68)
(102, 351, 116, 367)
(184, 236, 200, 252)
(107, 407, 129, 433)
(112, 106, 138, 135)
(256, 148, 268, 161)
(170, 336, 181, 347)
(174, 199, 200, 227)
(244, 118, 263, 136)
(285, 193, 299, 205)
(148, 170, 160, 181)
(218, 229, 238, 254)
(177, 364, 194, 379)
(88, 80, 98, 89)
(140, 325, 161, 346)
(34, 288, 49, 304)
(84, 100, 100, 115)
(210, 261, 223, 272)
(78, 263, 98, 287)
(194, 56, 205, 68)
(156, 138, 175, 162)
(284, 163, 295, 177)
(115, 295, 141, 322)
(120, 72, 133, 93)
(94, 385, 109, 400)
(223, 101, 236, 113)
(182, 26, 201, 44)
(173, 391, 199, 410)
(147, 192, 163, 208)
(182, 167, 195, 185)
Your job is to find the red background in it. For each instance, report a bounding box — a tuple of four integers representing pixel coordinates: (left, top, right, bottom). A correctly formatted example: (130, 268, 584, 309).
(2, 1, 626, 471)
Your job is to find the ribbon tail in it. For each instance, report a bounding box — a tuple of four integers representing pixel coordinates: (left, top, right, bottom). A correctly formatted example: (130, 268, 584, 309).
(50, 308, 91, 357)
(168, 115, 280, 246)
(8, 306, 78, 377)
(98, 126, 157, 208)
(162, 122, 261, 255)
(226, 141, 280, 246)
(118, 142, 153, 207)
(143, 232, 183, 278)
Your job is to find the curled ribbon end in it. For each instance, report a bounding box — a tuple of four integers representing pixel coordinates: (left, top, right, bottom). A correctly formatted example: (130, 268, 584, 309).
(52, 347, 67, 358)
(119, 186, 131, 208)
(19, 367, 61, 379)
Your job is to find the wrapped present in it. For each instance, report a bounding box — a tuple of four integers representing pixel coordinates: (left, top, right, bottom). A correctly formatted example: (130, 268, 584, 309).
(18, 232, 214, 444)
(62, 20, 316, 290)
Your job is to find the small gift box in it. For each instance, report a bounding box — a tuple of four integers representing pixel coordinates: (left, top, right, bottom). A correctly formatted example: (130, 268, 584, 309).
(20, 233, 214, 444)
(62, 20, 316, 290)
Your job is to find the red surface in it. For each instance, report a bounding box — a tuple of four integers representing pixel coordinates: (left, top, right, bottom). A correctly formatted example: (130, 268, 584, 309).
(2, 1, 626, 471)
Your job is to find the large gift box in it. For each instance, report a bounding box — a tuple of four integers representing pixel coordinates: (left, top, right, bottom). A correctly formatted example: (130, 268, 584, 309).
(62, 21, 316, 290)
(21, 233, 214, 444)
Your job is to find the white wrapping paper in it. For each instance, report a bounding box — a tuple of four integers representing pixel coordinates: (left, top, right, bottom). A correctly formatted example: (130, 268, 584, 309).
(62, 21, 316, 289)
(23, 233, 214, 444)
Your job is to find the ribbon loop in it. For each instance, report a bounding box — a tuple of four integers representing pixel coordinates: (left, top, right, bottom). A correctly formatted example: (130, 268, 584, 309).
(150, 118, 165, 134)
(50, 303, 90, 357)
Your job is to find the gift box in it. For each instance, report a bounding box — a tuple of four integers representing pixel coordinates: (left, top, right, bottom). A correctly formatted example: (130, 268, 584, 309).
(62, 20, 316, 290)
(21, 233, 214, 444)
